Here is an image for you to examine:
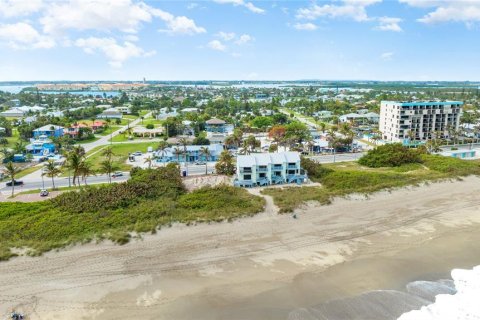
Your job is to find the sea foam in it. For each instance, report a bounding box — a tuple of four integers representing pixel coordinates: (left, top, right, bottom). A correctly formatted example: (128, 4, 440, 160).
(398, 266, 480, 320)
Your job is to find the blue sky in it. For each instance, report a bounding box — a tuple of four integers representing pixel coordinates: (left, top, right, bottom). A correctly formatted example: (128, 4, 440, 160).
(0, 0, 479, 81)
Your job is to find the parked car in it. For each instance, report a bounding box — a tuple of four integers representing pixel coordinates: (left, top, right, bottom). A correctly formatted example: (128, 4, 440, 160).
(195, 161, 206, 165)
(40, 189, 49, 197)
(6, 180, 23, 187)
(133, 151, 142, 156)
(112, 171, 123, 178)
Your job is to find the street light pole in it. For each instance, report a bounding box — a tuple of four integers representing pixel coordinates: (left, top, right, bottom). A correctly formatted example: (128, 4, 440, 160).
(41, 173, 45, 190)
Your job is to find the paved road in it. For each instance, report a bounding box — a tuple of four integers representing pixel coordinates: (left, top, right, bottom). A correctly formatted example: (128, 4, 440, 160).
(0, 173, 130, 194)
(16, 113, 151, 182)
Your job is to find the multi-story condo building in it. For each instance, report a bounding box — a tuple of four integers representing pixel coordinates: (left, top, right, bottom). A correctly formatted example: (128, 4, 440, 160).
(380, 101, 463, 144)
(234, 152, 306, 187)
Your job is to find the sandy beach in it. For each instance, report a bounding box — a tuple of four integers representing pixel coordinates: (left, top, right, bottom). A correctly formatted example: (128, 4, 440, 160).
(1, 177, 480, 319)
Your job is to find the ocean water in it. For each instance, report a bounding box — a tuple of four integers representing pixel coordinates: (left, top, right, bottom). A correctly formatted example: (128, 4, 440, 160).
(398, 266, 480, 320)
(288, 266, 480, 320)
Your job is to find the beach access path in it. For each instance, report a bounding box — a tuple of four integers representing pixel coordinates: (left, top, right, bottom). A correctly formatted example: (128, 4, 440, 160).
(1, 177, 480, 319)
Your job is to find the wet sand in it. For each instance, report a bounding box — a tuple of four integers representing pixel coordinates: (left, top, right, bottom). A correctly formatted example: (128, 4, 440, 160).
(1, 177, 480, 319)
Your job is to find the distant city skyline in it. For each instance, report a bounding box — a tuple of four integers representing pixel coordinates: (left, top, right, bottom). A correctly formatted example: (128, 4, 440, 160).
(0, 0, 479, 81)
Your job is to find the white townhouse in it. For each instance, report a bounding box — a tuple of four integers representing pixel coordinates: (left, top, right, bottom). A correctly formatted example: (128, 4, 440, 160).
(234, 152, 306, 187)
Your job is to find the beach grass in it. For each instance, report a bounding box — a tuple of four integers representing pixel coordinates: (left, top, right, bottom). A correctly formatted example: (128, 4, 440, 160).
(0, 168, 265, 260)
(263, 155, 480, 213)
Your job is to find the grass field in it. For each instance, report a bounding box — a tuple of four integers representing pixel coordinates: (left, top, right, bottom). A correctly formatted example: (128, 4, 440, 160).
(85, 142, 158, 171)
(263, 155, 480, 213)
(96, 125, 121, 136)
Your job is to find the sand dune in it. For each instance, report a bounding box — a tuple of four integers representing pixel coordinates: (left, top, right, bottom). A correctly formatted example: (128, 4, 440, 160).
(1, 177, 480, 319)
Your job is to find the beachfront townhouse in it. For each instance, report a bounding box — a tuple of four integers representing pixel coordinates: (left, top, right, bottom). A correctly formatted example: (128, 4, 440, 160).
(234, 152, 307, 187)
(33, 124, 65, 139)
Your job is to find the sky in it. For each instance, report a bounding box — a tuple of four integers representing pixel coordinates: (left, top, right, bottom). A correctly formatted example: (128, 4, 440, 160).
(0, 0, 480, 81)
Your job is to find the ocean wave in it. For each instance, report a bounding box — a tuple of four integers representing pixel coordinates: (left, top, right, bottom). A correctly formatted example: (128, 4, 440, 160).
(398, 265, 480, 320)
(287, 270, 468, 320)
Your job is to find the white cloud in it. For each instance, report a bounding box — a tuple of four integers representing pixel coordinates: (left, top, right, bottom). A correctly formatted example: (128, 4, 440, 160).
(375, 16, 403, 32)
(380, 52, 394, 61)
(216, 31, 236, 41)
(401, 0, 480, 25)
(39, 0, 205, 36)
(214, 0, 265, 14)
(40, 0, 153, 34)
(235, 34, 254, 45)
(187, 3, 198, 10)
(296, 0, 381, 22)
(293, 22, 318, 31)
(0, 22, 55, 49)
(0, 0, 43, 17)
(157, 14, 206, 35)
(207, 40, 227, 51)
(75, 37, 155, 67)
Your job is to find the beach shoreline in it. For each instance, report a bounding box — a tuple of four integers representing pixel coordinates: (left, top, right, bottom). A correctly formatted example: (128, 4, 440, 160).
(1, 177, 480, 319)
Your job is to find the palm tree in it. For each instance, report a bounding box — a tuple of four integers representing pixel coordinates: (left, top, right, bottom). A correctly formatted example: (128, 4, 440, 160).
(3, 162, 21, 197)
(100, 159, 117, 184)
(43, 159, 61, 190)
(64, 146, 86, 186)
(79, 161, 96, 185)
(199, 146, 210, 175)
(179, 137, 189, 166)
(173, 147, 183, 163)
(144, 155, 154, 169)
(156, 141, 169, 166)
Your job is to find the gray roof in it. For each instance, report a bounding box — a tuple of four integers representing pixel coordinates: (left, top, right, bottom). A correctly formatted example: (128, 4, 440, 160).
(237, 152, 300, 167)
(33, 124, 64, 131)
(206, 118, 226, 125)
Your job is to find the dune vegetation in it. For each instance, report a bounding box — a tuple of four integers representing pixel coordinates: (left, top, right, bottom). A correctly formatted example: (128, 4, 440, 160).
(0, 164, 264, 261)
(263, 147, 480, 213)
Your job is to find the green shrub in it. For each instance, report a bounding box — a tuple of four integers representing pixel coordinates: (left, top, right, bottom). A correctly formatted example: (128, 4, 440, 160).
(145, 123, 154, 129)
(359, 143, 422, 168)
(262, 187, 331, 213)
(321, 170, 415, 194)
(52, 166, 185, 213)
(301, 157, 333, 182)
(422, 154, 480, 176)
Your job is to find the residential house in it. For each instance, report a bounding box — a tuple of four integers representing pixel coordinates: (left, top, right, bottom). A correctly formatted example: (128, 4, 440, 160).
(97, 108, 123, 119)
(234, 152, 306, 187)
(26, 135, 56, 156)
(116, 105, 131, 114)
(154, 144, 223, 163)
(205, 118, 226, 133)
(33, 124, 64, 139)
(0, 108, 25, 118)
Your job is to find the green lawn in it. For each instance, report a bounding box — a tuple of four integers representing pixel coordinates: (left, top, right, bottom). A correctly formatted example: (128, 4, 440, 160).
(15, 165, 42, 179)
(5, 128, 21, 149)
(85, 142, 158, 171)
(74, 136, 100, 144)
(110, 134, 132, 142)
(96, 125, 121, 136)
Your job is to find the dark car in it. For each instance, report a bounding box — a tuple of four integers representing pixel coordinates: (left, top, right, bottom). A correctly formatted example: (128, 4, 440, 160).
(40, 189, 49, 197)
(112, 171, 123, 178)
(6, 180, 24, 187)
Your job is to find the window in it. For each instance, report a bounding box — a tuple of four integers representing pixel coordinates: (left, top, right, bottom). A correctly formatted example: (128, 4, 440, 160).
(244, 174, 251, 180)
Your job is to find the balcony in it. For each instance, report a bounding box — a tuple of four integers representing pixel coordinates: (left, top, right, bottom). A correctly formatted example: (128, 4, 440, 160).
(272, 165, 283, 171)
(257, 166, 268, 172)
(287, 164, 297, 169)
(239, 168, 252, 173)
